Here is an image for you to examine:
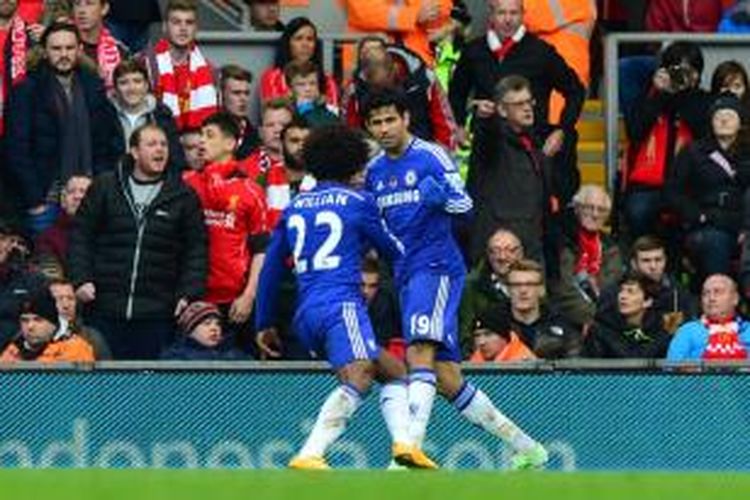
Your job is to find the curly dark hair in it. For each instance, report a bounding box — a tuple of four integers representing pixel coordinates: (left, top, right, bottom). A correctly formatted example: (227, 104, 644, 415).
(302, 125, 369, 182)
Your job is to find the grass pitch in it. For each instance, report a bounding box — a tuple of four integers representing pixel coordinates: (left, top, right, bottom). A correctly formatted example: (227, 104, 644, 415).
(2, 470, 749, 499)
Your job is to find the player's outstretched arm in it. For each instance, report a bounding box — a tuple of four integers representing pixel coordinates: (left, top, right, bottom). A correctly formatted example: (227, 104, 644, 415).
(254, 224, 289, 335)
(361, 197, 405, 263)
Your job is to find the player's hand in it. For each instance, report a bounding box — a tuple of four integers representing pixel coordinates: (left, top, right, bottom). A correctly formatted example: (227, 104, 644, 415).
(256, 328, 282, 359)
(76, 282, 96, 304)
(418, 175, 448, 208)
(542, 129, 565, 157)
(229, 293, 254, 324)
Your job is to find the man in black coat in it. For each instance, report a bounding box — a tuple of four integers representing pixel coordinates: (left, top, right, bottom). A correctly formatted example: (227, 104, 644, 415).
(469, 74, 557, 266)
(69, 123, 207, 360)
(449, 0, 584, 202)
(6, 22, 124, 234)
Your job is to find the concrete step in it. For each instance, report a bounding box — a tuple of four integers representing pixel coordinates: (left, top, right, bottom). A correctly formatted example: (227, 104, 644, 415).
(579, 162, 606, 186)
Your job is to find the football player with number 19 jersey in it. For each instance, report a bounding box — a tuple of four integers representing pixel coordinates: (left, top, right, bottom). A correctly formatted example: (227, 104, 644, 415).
(363, 91, 549, 470)
(255, 125, 435, 470)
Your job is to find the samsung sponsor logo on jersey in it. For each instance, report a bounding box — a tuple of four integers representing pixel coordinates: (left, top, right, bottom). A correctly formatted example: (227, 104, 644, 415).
(377, 189, 421, 209)
(293, 193, 349, 209)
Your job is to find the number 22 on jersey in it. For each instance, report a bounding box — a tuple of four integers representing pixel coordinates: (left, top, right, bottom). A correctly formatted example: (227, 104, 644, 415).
(288, 210, 343, 273)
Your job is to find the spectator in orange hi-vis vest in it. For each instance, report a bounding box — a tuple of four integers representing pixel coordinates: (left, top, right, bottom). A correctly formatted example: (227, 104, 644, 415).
(523, 0, 596, 125)
(468, 307, 536, 363)
(0, 285, 94, 362)
(340, 0, 452, 68)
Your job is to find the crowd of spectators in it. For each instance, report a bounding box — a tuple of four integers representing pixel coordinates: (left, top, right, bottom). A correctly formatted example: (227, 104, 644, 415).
(1, 0, 750, 365)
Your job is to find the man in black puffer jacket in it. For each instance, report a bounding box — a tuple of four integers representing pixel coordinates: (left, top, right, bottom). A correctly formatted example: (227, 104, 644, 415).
(68, 123, 207, 359)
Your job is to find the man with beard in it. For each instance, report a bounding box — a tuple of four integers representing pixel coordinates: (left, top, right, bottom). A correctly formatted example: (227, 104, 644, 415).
(6, 21, 123, 234)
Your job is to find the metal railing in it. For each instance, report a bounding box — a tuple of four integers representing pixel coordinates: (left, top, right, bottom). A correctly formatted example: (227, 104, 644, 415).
(201, 0, 249, 30)
(604, 32, 750, 191)
(2, 359, 750, 372)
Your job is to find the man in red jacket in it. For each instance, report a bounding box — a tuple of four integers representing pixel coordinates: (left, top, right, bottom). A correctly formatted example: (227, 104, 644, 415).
(184, 112, 268, 353)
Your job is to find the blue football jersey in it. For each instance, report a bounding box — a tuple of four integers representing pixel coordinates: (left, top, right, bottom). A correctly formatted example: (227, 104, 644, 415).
(256, 181, 404, 331)
(365, 137, 472, 283)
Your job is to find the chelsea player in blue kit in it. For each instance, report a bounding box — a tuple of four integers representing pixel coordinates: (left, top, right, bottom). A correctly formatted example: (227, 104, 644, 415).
(255, 125, 434, 470)
(363, 91, 548, 470)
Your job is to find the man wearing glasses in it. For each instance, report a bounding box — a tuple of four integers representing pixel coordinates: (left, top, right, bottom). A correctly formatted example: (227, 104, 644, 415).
(507, 259, 581, 358)
(469, 74, 559, 268)
(449, 0, 585, 203)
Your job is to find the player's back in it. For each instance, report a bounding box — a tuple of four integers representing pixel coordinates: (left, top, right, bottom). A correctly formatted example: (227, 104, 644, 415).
(284, 182, 383, 307)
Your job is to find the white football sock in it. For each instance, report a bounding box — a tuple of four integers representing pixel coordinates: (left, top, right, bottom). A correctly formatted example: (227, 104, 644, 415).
(455, 383, 537, 452)
(379, 380, 410, 444)
(406, 369, 437, 447)
(299, 384, 362, 458)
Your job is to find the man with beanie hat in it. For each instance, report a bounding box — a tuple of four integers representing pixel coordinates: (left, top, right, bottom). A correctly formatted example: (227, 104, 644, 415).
(0, 286, 94, 362)
(667, 92, 750, 286)
(468, 306, 536, 363)
(161, 301, 244, 360)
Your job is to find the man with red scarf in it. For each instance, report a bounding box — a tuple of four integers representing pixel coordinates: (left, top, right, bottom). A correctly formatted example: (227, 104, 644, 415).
(667, 274, 750, 361)
(72, 0, 127, 92)
(141, 0, 218, 132)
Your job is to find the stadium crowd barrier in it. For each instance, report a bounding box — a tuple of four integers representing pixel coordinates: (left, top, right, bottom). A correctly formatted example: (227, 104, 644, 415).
(604, 32, 750, 190)
(1, 361, 749, 470)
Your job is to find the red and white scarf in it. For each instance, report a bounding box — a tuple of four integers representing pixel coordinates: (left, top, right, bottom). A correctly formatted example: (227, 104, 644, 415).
(1, 15, 29, 135)
(575, 227, 602, 277)
(153, 38, 218, 131)
(487, 25, 526, 62)
(702, 316, 748, 360)
(97, 26, 121, 92)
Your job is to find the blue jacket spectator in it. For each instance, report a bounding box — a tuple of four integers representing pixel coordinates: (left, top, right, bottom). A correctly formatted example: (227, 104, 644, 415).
(667, 274, 750, 361)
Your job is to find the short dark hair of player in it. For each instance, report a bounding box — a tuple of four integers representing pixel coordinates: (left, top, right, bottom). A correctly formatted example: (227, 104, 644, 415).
(361, 90, 410, 122)
(202, 111, 241, 142)
(113, 59, 150, 86)
(361, 255, 380, 275)
(281, 114, 311, 140)
(220, 64, 253, 89)
(41, 21, 81, 47)
(129, 123, 167, 149)
(494, 74, 531, 103)
(302, 125, 369, 182)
